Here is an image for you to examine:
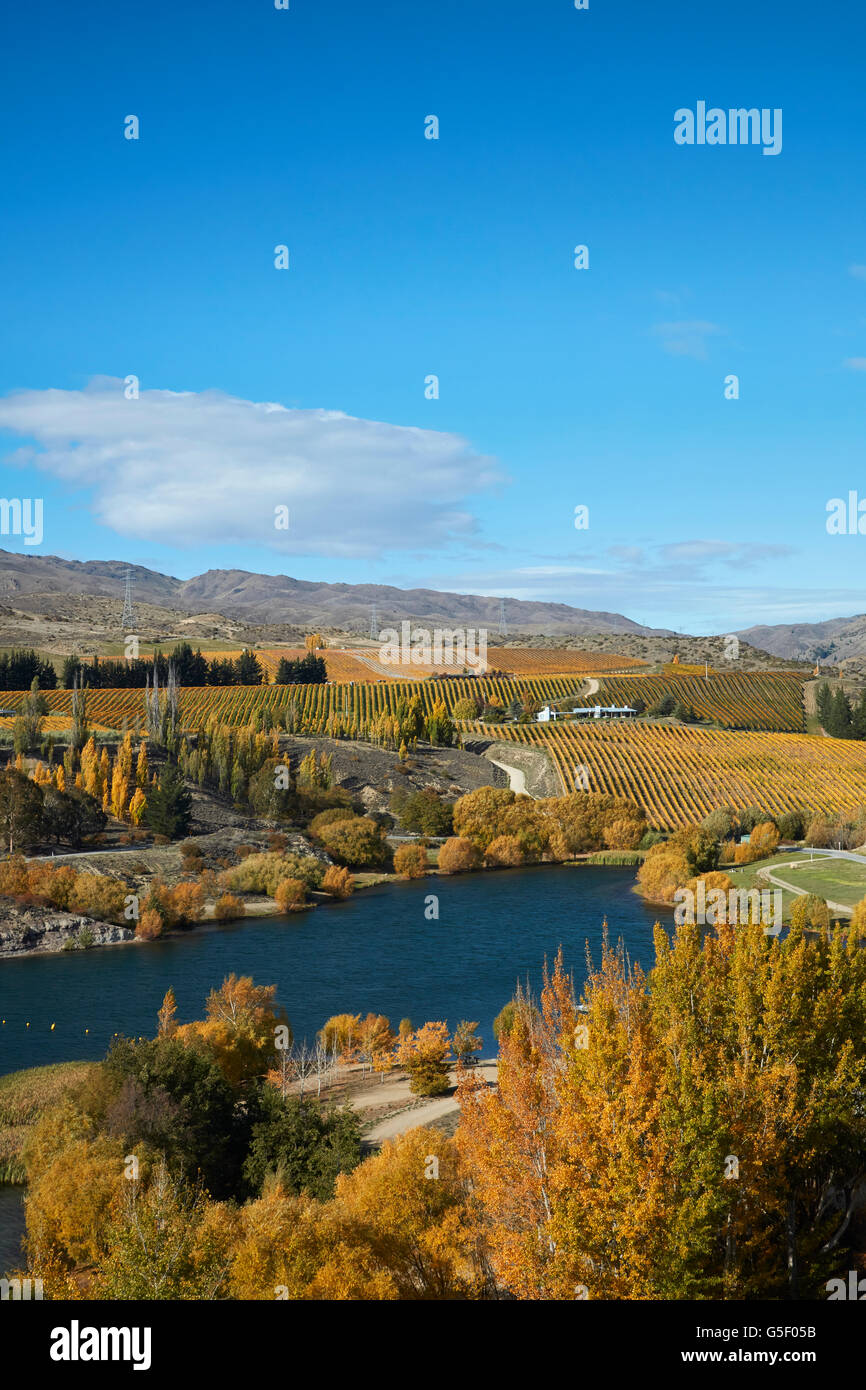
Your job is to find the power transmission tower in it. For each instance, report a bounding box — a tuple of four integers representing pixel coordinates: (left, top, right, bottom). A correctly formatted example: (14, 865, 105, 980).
(498, 597, 507, 637)
(370, 602, 378, 640)
(121, 567, 135, 629)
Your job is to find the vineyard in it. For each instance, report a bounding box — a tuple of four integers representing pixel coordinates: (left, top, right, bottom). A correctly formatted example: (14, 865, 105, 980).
(254, 649, 384, 682)
(482, 648, 646, 675)
(0, 673, 590, 731)
(581, 671, 807, 733)
(482, 721, 866, 829)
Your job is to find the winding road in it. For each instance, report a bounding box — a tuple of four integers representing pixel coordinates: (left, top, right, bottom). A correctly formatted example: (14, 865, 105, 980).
(488, 758, 529, 795)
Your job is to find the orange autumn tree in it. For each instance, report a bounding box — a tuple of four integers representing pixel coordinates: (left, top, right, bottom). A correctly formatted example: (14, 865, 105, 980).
(459, 924, 866, 1301)
(175, 974, 286, 1087)
(456, 969, 573, 1299)
(319, 1013, 362, 1063)
(397, 1022, 451, 1095)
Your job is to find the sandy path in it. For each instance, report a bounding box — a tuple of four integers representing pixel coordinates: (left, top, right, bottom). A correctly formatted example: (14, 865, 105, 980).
(488, 758, 529, 795)
(358, 1062, 497, 1145)
(755, 863, 852, 917)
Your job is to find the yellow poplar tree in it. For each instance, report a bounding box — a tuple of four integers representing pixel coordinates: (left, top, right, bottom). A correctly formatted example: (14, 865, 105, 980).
(80, 736, 99, 798)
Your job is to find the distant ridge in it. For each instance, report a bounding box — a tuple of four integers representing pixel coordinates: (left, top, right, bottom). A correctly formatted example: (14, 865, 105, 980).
(0, 551, 674, 638)
(735, 615, 866, 664)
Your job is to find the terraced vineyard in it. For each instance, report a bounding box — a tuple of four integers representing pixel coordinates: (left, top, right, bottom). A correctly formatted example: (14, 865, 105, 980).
(580, 671, 807, 733)
(483, 721, 866, 828)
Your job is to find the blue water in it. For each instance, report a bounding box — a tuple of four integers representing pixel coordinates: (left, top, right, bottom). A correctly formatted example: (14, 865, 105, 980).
(0, 866, 669, 1076)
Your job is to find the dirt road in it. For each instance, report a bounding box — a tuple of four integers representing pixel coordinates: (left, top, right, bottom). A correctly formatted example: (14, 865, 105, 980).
(357, 1062, 497, 1145)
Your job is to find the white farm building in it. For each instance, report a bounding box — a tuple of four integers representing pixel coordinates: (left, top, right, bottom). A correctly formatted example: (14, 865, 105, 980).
(535, 703, 638, 723)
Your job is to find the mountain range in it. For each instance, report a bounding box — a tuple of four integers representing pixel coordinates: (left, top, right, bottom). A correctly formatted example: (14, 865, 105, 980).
(0, 549, 864, 661)
(0, 551, 672, 637)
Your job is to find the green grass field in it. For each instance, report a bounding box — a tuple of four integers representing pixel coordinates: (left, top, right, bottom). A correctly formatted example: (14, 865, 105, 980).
(726, 850, 866, 918)
(760, 857, 866, 908)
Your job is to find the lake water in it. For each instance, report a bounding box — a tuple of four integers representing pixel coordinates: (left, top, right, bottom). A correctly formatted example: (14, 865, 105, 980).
(0, 864, 672, 1274)
(0, 865, 669, 1076)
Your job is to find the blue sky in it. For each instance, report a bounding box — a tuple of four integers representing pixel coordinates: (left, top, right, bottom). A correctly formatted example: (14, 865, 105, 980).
(1, 0, 865, 633)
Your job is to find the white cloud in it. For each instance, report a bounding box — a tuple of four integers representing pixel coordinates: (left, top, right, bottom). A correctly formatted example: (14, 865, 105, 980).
(849, 265, 866, 281)
(843, 357, 866, 371)
(0, 379, 502, 558)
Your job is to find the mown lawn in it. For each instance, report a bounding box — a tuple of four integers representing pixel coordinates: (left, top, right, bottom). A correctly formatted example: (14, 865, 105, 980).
(726, 851, 866, 916)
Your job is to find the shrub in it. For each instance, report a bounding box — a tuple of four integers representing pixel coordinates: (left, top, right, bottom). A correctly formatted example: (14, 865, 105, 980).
(219, 851, 324, 895)
(452, 697, 480, 720)
(213, 893, 245, 922)
(637, 844, 691, 904)
(308, 807, 356, 837)
(437, 836, 481, 875)
(171, 881, 205, 926)
(805, 816, 833, 848)
(179, 839, 203, 863)
(738, 805, 775, 834)
(602, 817, 645, 851)
(316, 816, 389, 868)
(638, 829, 666, 851)
(274, 877, 307, 912)
(484, 835, 525, 867)
(69, 872, 127, 924)
(731, 822, 781, 865)
(135, 909, 163, 941)
(321, 865, 355, 898)
(393, 843, 429, 879)
(390, 788, 453, 837)
(141, 879, 179, 930)
(778, 810, 806, 841)
(744, 821, 781, 861)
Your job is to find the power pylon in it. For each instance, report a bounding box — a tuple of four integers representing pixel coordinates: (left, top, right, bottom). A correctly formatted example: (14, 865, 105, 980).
(370, 602, 378, 640)
(121, 567, 135, 629)
(498, 597, 507, 637)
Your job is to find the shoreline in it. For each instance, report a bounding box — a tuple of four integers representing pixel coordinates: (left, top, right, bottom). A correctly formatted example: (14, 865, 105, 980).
(0, 856, 642, 961)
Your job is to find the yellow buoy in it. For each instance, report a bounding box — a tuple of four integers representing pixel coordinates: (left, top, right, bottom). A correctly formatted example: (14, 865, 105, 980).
(50, 1022, 55, 1030)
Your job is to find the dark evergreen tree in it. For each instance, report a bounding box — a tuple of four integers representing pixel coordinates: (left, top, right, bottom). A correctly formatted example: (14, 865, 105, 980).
(145, 764, 192, 839)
